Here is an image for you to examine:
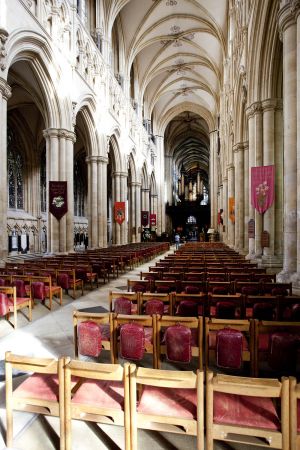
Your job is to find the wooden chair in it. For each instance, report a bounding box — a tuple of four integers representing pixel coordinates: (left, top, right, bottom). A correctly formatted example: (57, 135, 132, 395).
(208, 293, 243, 319)
(73, 311, 114, 363)
(113, 314, 157, 368)
(5, 352, 66, 449)
(244, 294, 279, 320)
(139, 292, 172, 315)
(290, 377, 300, 450)
(109, 290, 139, 314)
(205, 318, 254, 375)
(253, 320, 300, 377)
(30, 275, 62, 308)
(127, 278, 152, 293)
(262, 282, 293, 296)
(206, 281, 233, 294)
(173, 292, 206, 317)
(0, 273, 12, 286)
(129, 365, 204, 450)
(153, 279, 177, 294)
(56, 268, 84, 299)
(0, 286, 31, 329)
(156, 315, 203, 370)
(206, 371, 289, 450)
(64, 360, 131, 450)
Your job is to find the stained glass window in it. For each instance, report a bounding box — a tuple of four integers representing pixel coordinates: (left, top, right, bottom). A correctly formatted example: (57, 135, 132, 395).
(7, 127, 24, 209)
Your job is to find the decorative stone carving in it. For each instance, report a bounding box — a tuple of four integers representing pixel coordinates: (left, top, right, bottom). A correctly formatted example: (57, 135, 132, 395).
(0, 29, 8, 71)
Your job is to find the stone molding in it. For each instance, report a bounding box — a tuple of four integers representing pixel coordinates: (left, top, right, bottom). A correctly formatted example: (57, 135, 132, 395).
(0, 77, 11, 100)
(246, 101, 262, 118)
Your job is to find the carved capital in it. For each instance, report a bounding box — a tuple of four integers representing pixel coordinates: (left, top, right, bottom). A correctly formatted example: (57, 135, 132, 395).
(278, 0, 299, 36)
(0, 77, 11, 100)
(0, 29, 8, 71)
(59, 129, 76, 142)
(246, 101, 262, 118)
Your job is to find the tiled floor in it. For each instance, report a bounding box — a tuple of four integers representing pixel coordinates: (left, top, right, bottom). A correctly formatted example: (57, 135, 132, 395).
(0, 248, 267, 449)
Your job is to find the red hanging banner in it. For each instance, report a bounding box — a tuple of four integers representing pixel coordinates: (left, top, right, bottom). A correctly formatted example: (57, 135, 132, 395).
(251, 165, 275, 214)
(150, 214, 156, 226)
(114, 202, 126, 224)
(49, 181, 68, 220)
(141, 211, 149, 227)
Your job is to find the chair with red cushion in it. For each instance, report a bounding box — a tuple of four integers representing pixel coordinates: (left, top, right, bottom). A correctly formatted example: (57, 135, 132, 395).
(173, 293, 206, 317)
(5, 352, 66, 449)
(156, 315, 203, 370)
(208, 294, 243, 319)
(113, 314, 157, 368)
(129, 365, 204, 450)
(207, 281, 232, 295)
(64, 360, 131, 450)
(0, 292, 9, 317)
(109, 290, 139, 314)
(130, 365, 204, 450)
(127, 279, 151, 293)
(205, 318, 255, 375)
(206, 371, 289, 450)
(73, 311, 114, 363)
(139, 292, 172, 315)
(0, 286, 31, 328)
(290, 377, 300, 450)
(56, 268, 83, 299)
(154, 279, 177, 294)
(253, 320, 300, 377)
(30, 275, 62, 309)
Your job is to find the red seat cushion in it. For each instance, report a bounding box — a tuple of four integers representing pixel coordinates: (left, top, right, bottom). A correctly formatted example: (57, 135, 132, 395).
(14, 374, 59, 401)
(78, 320, 102, 357)
(176, 300, 199, 317)
(0, 293, 9, 316)
(144, 326, 153, 345)
(120, 323, 145, 360)
(209, 331, 249, 351)
(72, 380, 124, 410)
(253, 303, 274, 320)
(213, 392, 280, 430)
(145, 299, 164, 315)
(216, 301, 236, 319)
(114, 297, 132, 315)
(268, 332, 298, 372)
(184, 285, 200, 294)
(216, 328, 243, 369)
(165, 324, 192, 363)
(31, 282, 45, 300)
(99, 323, 111, 341)
(212, 287, 229, 295)
(57, 273, 69, 289)
(137, 385, 197, 419)
(14, 279, 27, 298)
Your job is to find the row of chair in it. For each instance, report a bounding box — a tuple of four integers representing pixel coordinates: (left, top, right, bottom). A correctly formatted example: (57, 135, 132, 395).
(73, 310, 300, 377)
(5, 351, 297, 450)
(110, 290, 300, 322)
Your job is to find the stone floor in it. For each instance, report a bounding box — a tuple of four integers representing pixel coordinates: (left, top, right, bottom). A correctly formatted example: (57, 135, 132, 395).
(0, 247, 268, 449)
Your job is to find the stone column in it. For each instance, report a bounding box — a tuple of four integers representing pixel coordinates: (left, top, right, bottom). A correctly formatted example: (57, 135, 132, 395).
(218, 184, 223, 241)
(155, 136, 165, 235)
(222, 176, 228, 244)
(261, 99, 281, 266)
(274, 105, 284, 263)
(86, 156, 98, 248)
(43, 128, 60, 253)
(164, 155, 173, 206)
(243, 141, 249, 254)
(98, 156, 108, 248)
(278, 1, 298, 281)
(246, 102, 263, 259)
(0, 78, 11, 260)
(62, 130, 76, 253)
(120, 172, 128, 244)
(227, 164, 235, 247)
(233, 143, 245, 252)
(210, 130, 219, 229)
(135, 182, 142, 242)
(113, 171, 121, 245)
(129, 182, 136, 243)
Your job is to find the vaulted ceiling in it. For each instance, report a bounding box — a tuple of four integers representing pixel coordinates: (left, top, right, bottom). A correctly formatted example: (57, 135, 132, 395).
(110, 0, 228, 181)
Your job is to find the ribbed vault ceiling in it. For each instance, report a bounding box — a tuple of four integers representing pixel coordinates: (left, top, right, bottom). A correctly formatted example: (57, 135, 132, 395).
(111, 0, 227, 179)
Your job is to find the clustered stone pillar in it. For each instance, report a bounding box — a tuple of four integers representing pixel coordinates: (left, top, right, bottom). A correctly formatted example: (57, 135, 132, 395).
(222, 176, 228, 244)
(278, 0, 298, 281)
(0, 78, 11, 260)
(227, 164, 235, 247)
(98, 156, 108, 248)
(43, 128, 75, 253)
(210, 130, 219, 229)
(233, 143, 245, 252)
(243, 141, 249, 254)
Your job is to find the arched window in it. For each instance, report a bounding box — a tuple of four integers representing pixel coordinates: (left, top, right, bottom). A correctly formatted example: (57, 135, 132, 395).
(40, 148, 46, 212)
(74, 155, 86, 217)
(7, 127, 24, 210)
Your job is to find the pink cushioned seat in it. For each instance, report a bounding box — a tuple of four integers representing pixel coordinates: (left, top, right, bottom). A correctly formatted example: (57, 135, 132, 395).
(268, 332, 298, 372)
(216, 301, 236, 319)
(176, 300, 199, 317)
(253, 303, 274, 321)
(31, 282, 45, 301)
(14, 374, 59, 401)
(0, 293, 9, 316)
(137, 385, 197, 419)
(72, 380, 124, 410)
(213, 392, 280, 430)
(14, 279, 27, 298)
(209, 331, 249, 351)
(184, 285, 200, 294)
